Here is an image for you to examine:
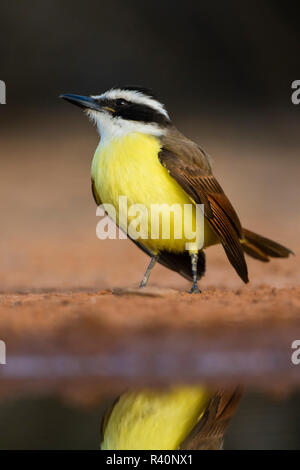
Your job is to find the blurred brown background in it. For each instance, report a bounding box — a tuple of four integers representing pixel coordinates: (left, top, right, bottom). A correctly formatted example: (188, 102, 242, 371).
(0, 0, 300, 449)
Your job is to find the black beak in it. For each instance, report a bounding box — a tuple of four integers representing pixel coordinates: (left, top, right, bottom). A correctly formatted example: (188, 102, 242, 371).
(59, 94, 101, 111)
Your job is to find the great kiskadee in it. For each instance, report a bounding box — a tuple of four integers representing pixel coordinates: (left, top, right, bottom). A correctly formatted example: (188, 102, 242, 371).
(61, 86, 292, 293)
(100, 386, 242, 450)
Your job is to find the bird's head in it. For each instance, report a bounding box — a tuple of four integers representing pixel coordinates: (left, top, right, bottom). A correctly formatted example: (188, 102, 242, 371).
(60, 86, 171, 141)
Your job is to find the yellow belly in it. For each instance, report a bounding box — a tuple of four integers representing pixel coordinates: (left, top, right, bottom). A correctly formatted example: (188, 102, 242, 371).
(91, 133, 218, 253)
(101, 386, 208, 450)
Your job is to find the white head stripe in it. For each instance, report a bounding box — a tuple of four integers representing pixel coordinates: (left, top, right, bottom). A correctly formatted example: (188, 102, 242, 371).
(91, 88, 170, 120)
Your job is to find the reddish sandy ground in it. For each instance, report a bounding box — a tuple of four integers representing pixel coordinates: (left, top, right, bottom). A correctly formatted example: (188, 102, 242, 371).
(0, 114, 299, 399)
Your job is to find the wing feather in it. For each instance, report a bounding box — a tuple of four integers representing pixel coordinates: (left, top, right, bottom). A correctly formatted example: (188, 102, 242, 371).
(159, 131, 248, 283)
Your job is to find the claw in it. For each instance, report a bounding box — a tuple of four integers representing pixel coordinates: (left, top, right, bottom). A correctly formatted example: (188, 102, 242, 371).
(189, 283, 201, 294)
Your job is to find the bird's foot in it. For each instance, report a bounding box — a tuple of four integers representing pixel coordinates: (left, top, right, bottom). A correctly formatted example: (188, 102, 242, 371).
(189, 283, 201, 294)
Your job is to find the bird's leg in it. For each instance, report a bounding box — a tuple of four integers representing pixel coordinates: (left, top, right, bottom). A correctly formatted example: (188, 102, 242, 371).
(139, 255, 159, 288)
(189, 252, 201, 294)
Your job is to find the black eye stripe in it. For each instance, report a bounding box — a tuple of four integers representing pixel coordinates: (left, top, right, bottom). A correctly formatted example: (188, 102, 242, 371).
(98, 98, 114, 107)
(116, 98, 128, 106)
(115, 102, 170, 125)
(99, 98, 128, 108)
(98, 97, 171, 125)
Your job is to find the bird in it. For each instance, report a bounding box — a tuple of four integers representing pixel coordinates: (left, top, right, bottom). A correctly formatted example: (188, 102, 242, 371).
(61, 86, 293, 293)
(100, 386, 242, 450)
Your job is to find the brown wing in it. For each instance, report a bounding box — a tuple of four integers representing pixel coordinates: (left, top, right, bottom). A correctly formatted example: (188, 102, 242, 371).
(179, 388, 242, 450)
(159, 131, 248, 283)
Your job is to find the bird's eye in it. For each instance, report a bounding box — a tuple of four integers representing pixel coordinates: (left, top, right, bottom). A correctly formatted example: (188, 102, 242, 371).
(116, 98, 127, 106)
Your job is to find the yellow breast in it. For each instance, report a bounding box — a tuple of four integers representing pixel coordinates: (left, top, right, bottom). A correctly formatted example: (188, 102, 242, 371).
(91, 133, 217, 252)
(101, 386, 208, 450)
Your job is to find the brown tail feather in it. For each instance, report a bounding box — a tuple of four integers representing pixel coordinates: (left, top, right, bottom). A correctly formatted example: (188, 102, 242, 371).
(242, 228, 293, 262)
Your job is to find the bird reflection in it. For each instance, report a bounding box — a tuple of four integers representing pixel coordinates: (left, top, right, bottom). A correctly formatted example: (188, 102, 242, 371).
(101, 386, 241, 450)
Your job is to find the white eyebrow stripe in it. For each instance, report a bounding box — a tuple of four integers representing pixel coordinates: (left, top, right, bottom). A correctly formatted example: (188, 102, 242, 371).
(91, 89, 170, 120)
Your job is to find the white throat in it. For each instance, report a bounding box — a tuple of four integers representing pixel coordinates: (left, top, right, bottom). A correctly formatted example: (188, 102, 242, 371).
(86, 110, 166, 144)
